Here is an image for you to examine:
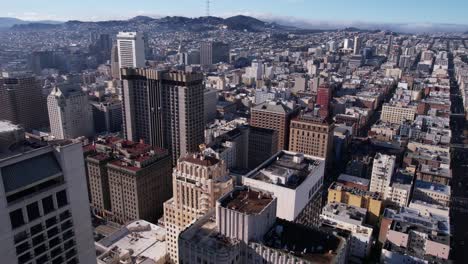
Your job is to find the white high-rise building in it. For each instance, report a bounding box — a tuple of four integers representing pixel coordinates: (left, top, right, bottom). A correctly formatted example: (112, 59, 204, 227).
(0, 140, 96, 264)
(47, 84, 94, 140)
(246, 60, 264, 81)
(343, 38, 351, 50)
(116, 32, 145, 70)
(370, 153, 396, 199)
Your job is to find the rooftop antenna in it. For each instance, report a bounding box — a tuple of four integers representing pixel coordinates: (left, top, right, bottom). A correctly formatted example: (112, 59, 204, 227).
(206, 0, 211, 17)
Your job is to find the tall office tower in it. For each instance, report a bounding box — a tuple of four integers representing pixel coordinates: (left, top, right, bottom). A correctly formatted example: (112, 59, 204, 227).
(0, 72, 49, 131)
(116, 32, 145, 70)
(29, 51, 61, 74)
(387, 35, 394, 56)
(200, 41, 230, 66)
(163, 153, 233, 263)
(370, 153, 396, 199)
(343, 38, 351, 50)
(289, 111, 334, 161)
(204, 88, 218, 124)
(0, 135, 96, 264)
(248, 126, 278, 169)
(188, 50, 201, 65)
(121, 68, 205, 162)
(316, 83, 332, 119)
(85, 136, 172, 224)
(110, 44, 120, 79)
(90, 98, 122, 134)
(47, 84, 94, 140)
(250, 101, 299, 150)
(353, 35, 362, 55)
(90, 34, 112, 63)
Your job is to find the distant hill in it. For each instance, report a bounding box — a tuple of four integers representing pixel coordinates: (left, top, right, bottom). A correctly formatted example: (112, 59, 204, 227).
(8, 15, 296, 32)
(0, 17, 62, 28)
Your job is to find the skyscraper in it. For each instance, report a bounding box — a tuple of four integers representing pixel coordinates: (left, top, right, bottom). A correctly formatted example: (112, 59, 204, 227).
(0, 72, 49, 131)
(90, 98, 122, 134)
(110, 44, 120, 79)
(200, 41, 230, 66)
(316, 83, 332, 119)
(47, 84, 94, 140)
(121, 68, 205, 162)
(116, 32, 145, 71)
(353, 35, 361, 55)
(0, 136, 96, 264)
(163, 153, 233, 263)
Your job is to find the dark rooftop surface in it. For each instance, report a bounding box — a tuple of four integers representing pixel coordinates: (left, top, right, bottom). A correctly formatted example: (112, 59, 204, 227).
(220, 189, 273, 214)
(263, 219, 345, 263)
(181, 153, 220, 167)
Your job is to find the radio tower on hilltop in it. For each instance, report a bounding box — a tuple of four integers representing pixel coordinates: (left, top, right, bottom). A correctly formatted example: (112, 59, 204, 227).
(206, 0, 211, 17)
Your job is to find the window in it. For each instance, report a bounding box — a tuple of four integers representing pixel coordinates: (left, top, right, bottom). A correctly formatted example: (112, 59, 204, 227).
(42, 196, 55, 214)
(9, 209, 25, 229)
(31, 223, 43, 236)
(56, 190, 68, 207)
(27, 202, 41, 221)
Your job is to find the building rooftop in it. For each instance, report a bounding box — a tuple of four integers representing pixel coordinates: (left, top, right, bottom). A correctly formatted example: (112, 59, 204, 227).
(414, 180, 451, 195)
(85, 136, 169, 172)
(180, 153, 220, 167)
(321, 202, 367, 227)
(262, 219, 348, 264)
(96, 220, 167, 264)
(419, 164, 451, 178)
(252, 100, 295, 114)
(220, 188, 274, 214)
(247, 151, 323, 189)
(179, 212, 240, 252)
(329, 182, 382, 200)
(384, 207, 450, 242)
(337, 174, 370, 188)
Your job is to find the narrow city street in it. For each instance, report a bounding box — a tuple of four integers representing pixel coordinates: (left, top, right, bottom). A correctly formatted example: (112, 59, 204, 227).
(448, 52, 468, 263)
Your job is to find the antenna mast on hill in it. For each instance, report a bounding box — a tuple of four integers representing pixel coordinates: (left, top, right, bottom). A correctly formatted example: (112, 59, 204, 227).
(206, 0, 211, 17)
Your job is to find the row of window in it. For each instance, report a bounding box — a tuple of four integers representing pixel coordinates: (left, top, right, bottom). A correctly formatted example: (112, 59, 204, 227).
(10, 190, 68, 229)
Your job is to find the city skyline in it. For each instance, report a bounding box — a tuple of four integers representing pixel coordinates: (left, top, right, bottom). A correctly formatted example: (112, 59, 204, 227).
(2, 0, 468, 29)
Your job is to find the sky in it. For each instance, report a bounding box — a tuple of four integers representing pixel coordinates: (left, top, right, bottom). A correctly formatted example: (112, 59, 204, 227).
(1, 0, 468, 25)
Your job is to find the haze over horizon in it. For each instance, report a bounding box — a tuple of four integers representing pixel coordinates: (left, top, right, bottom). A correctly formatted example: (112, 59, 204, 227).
(2, 0, 468, 32)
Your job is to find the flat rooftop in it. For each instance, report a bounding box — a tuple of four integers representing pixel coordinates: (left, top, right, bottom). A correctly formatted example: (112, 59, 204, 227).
(329, 181, 382, 200)
(262, 219, 347, 264)
(97, 220, 166, 264)
(322, 202, 367, 226)
(248, 151, 322, 189)
(180, 153, 220, 167)
(179, 213, 239, 252)
(415, 180, 451, 195)
(220, 189, 273, 214)
(384, 207, 450, 238)
(337, 174, 370, 187)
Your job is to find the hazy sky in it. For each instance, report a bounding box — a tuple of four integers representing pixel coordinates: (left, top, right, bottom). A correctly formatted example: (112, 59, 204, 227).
(2, 0, 467, 25)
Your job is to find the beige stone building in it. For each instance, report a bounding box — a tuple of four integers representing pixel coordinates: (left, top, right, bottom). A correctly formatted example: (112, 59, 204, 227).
(289, 111, 334, 161)
(163, 153, 233, 263)
(85, 136, 172, 224)
(381, 103, 417, 124)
